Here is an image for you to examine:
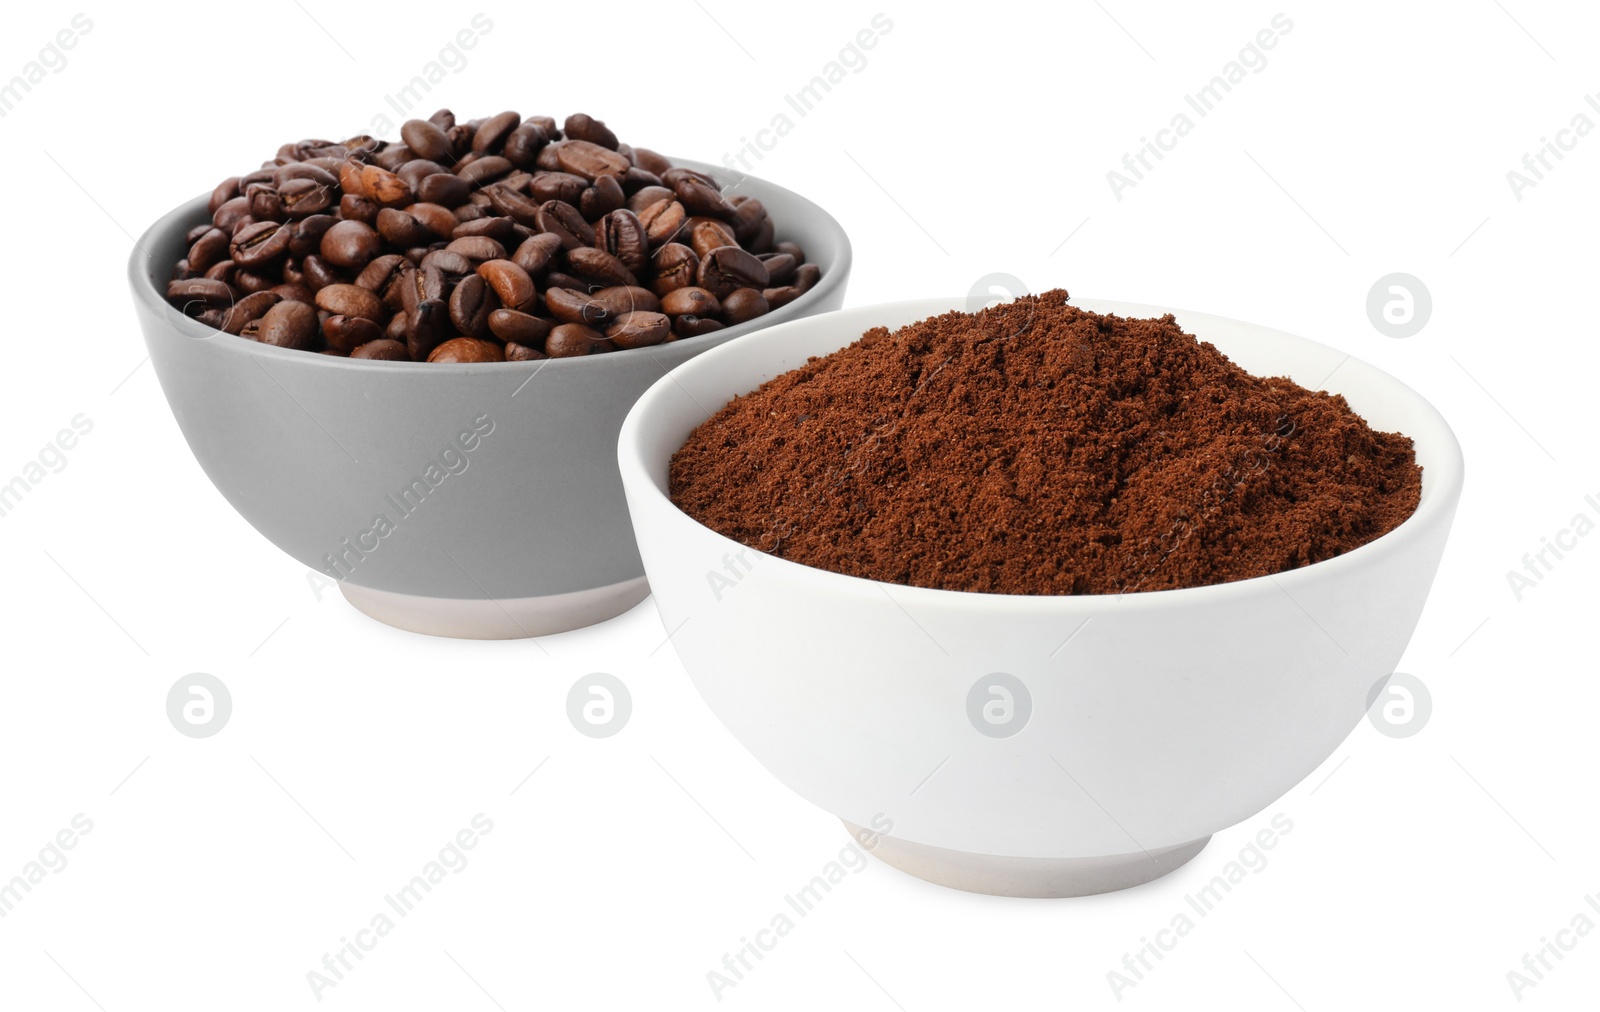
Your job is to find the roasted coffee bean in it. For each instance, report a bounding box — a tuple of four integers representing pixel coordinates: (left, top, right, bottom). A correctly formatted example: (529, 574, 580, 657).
(794, 263, 822, 291)
(401, 118, 453, 162)
(270, 283, 315, 305)
(203, 260, 238, 285)
(288, 215, 336, 256)
(337, 193, 380, 225)
(447, 235, 507, 264)
(187, 228, 231, 273)
(775, 240, 805, 264)
(485, 184, 542, 226)
(564, 113, 619, 150)
(315, 283, 384, 322)
(167, 278, 237, 313)
(212, 196, 252, 232)
(452, 215, 518, 245)
(246, 184, 284, 222)
(534, 200, 594, 250)
(622, 166, 662, 194)
(673, 314, 726, 338)
(428, 337, 505, 363)
(745, 215, 776, 253)
(595, 209, 649, 273)
(449, 273, 500, 336)
(504, 341, 547, 361)
(606, 311, 670, 350)
(633, 147, 673, 176)
(458, 155, 513, 187)
(488, 309, 552, 345)
(420, 249, 474, 277)
(355, 253, 408, 300)
(229, 221, 291, 268)
(258, 300, 320, 350)
(626, 184, 674, 213)
(351, 338, 410, 360)
(280, 176, 336, 217)
(321, 220, 381, 270)
(303, 255, 341, 291)
(721, 287, 769, 325)
(418, 171, 472, 207)
(546, 323, 606, 357)
(236, 269, 277, 295)
(698, 246, 768, 298)
(543, 287, 607, 327)
(322, 314, 383, 353)
(512, 232, 563, 275)
(397, 159, 448, 190)
(405, 298, 450, 360)
(638, 198, 687, 246)
(400, 264, 448, 310)
(376, 208, 434, 248)
(758, 252, 797, 285)
(530, 171, 587, 206)
(221, 291, 282, 335)
(688, 217, 738, 260)
(556, 140, 630, 181)
(579, 174, 625, 219)
(502, 122, 549, 168)
(209, 177, 241, 215)
(673, 176, 737, 220)
(407, 202, 459, 239)
(565, 247, 636, 288)
(649, 243, 699, 295)
(184, 223, 215, 245)
(473, 111, 521, 152)
(660, 286, 720, 318)
(763, 285, 803, 309)
(730, 197, 768, 241)
(591, 285, 659, 319)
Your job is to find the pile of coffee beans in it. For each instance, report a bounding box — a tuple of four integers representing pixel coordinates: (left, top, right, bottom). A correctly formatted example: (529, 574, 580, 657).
(165, 110, 821, 362)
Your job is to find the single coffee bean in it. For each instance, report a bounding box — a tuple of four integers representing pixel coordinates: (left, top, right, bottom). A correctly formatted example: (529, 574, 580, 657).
(320, 220, 382, 270)
(758, 252, 797, 285)
(452, 215, 518, 245)
(660, 286, 721, 318)
(473, 111, 521, 152)
(376, 208, 434, 248)
(358, 164, 413, 207)
(230, 220, 292, 268)
(420, 249, 474, 277)
(649, 243, 699, 295)
(221, 291, 283, 335)
(595, 209, 649, 273)
(545, 322, 606, 357)
(673, 176, 737, 220)
(542, 270, 589, 292)
(688, 217, 738, 260)
(722, 287, 769, 325)
(606, 311, 671, 349)
(485, 184, 543, 226)
(564, 113, 619, 150)
(401, 118, 453, 162)
(504, 341, 547, 361)
(534, 200, 594, 250)
(355, 253, 408, 299)
(591, 285, 660, 319)
(458, 155, 513, 187)
(167, 277, 237, 313)
(730, 197, 769, 241)
(407, 202, 459, 239)
(236, 269, 276, 295)
(351, 338, 411, 360)
(627, 185, 674, 213)
(477, 259, 535, 309)
(247, 184, 284, 222)
(209, 177, 241, 215)
(418, 171, 472, 207)
(580, 174, 625, 219)
(405, 298, 451, 361)
(288, 215, 336, 257)
(280, 177, 336, 217)
(622, 166, 662, 193)
(673, 314, 726, 338)
(565, 247, 637, 288)
(428, 337, 505, 363)
(315, 283, 384, 322)
(270, 283, 316, 304)
(503, 122, 550, 168)
(776, 240, 805, 264)
(543, 287, 607, 327)
(400, 264, 448, 310)
(322, 313, 383, 352)
(488, 309, 553, 345)
(793, 263, 822, 292)
(203, 260, 238, 285)
(449, 273, 500, 336)
(446, 235, 508, 264)
(638, 198, 687, 246)
(763, 285, 803, 309)
(530, 171, 588, 206)
(258, 300, 320, 350)
(187, 228, 231, 273)
(633, 147, 673, 176)
(302, 254, 341, 291)
(698, 246, 768, 298)
(512, 232, 563, 275)
(397, 159, 449, 190)
(556, 140, 630, 181)
(213, 195, 252, 232)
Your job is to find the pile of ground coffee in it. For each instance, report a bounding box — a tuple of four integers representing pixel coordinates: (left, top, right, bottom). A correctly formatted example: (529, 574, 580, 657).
(670, 291, 1422, 595)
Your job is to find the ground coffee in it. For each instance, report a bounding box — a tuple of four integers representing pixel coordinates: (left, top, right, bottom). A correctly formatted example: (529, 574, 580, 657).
(670, 291, 1422, 595)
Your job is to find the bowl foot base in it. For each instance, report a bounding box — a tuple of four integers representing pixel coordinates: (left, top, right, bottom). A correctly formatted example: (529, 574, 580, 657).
(843, 821, 1209, 898)
(340, 576, 650, 639)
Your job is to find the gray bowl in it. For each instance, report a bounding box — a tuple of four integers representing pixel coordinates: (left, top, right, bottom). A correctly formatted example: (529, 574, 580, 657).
(127, 158, 851, 638)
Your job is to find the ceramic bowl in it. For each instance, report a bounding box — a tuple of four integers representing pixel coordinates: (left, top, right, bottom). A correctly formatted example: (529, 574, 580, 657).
(618, 297, 1463, 897)
(127, 158, 850, 638)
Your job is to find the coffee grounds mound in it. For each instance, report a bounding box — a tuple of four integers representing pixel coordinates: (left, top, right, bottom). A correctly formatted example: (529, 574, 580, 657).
(670, 290, 1423, 595)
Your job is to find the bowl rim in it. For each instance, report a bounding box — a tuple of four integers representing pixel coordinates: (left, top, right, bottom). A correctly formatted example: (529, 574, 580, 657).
(619, 295, 1467, 613)
(127, 156, 853, 374)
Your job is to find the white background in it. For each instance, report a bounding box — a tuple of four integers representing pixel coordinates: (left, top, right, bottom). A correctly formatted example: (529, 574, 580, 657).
(1, 1, 1596, 1009)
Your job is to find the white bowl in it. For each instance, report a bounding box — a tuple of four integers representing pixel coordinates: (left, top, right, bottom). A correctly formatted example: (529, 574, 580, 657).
(618, 298, 1463, 897)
